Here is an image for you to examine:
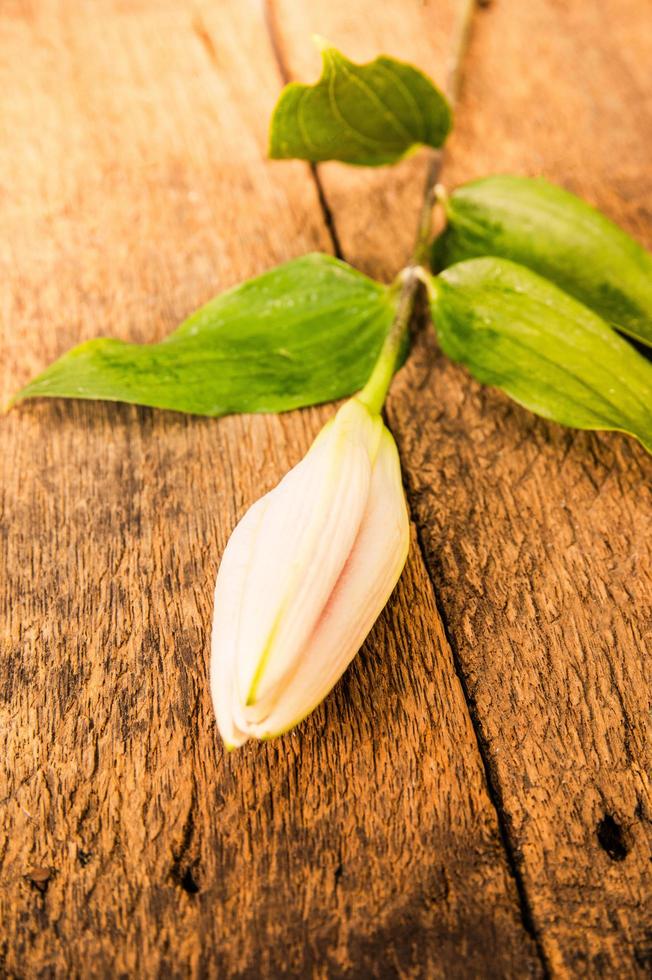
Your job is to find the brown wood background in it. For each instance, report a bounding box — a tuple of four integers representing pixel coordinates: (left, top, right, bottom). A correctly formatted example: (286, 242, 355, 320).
(1, 0, 651, 976)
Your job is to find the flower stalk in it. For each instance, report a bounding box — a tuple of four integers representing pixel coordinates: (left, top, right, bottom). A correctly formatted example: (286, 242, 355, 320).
(358, 268, 418, 415)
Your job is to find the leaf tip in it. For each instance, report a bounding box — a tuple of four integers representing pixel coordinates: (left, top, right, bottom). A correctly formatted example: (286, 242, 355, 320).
(1, 392, 19, 415)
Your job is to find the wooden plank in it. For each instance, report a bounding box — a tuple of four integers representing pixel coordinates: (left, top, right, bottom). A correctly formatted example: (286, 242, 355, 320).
(0, 1, 541, 975)
(276, 0, 652, 974)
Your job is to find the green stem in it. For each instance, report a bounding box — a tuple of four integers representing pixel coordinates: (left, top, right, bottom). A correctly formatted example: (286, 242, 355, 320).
(358, 269, 418, 414)
(358, 0, 480, 415)
(359, 151, 445, 416)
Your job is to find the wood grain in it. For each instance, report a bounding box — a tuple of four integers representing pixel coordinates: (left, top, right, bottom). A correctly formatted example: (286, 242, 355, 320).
(0, 1, 542, 976)
(276, 0, 652, 975)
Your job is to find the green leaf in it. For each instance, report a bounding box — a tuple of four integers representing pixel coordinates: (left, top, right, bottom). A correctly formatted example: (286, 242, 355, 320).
(432, 175, 652, 347)
(269, 42, 451, 166)
(11, 254, 400, 417)
(429, 257, 652, 452)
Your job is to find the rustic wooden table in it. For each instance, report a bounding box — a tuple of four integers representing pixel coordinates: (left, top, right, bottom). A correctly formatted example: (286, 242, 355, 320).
(1, 1, 651, 976)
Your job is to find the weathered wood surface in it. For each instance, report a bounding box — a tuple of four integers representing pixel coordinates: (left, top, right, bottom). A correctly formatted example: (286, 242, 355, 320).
(0, 1, 649, 978)
(0, 1, 539, 977)
(277, 0, 652, 975)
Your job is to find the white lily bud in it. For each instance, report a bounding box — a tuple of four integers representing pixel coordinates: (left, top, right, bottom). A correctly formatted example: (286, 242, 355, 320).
(210, 396, 410, 748)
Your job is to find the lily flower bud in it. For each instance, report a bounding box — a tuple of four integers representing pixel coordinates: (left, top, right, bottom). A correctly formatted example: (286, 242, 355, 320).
(210, 395, 410, 748)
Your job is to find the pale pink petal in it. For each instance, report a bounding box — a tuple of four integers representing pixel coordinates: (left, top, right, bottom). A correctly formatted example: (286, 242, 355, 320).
(210, 495, 269, 748)
(244, 426, 410, 739)
(234, 400, 381, 713)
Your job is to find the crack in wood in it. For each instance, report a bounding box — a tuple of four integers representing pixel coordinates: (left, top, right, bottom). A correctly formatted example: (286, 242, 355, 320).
(258, 1, 551, 971)
(412, 504, 552, 978)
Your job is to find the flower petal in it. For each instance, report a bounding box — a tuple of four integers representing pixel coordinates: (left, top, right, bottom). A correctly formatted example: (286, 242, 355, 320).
(245, 425, 410, 739)
(234, 399, 382, 716)
(210, 495, 269, 748)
